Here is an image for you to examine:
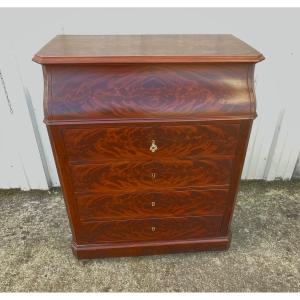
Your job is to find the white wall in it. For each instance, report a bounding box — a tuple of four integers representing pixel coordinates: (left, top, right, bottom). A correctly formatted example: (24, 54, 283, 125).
(0, 8, 299, 188)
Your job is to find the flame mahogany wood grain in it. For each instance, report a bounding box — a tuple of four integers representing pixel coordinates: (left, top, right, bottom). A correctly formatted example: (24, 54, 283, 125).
(34, 34, 263, 259)
(77, 216, 222, 244)
(63, 123, 240, 162)
(221, 120, 253, 234)
(76, 188, 229, 221)
(43, 63, 256, 123)
(69, 159, 233, 193)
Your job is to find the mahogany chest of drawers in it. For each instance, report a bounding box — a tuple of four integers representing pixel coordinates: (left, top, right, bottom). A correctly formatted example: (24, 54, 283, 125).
(33, 34, 264, 259)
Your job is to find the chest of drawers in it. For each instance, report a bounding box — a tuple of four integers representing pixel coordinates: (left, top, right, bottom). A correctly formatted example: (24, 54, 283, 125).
(33, 34, 264, 259)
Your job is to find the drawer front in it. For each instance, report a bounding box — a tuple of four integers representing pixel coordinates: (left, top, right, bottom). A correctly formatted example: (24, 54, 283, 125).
(47, 64, 253, 121)
(63, 124, 239, 162)
(77, 189, 228, 221)
(78, 216, 222, 243)
(70, 159, 232, 193)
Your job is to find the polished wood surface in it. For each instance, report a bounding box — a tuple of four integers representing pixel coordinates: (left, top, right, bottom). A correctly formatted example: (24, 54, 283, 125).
(33, 34, 264, 64)
(34, 34, 264, 259)
(43, 63, 256, 123)
(76, 188, 228, 221)
(63, 123, 240, 162)
(77, 216, 222, 243)
(70, 159, 233, 193)
(72, 237, 230, 259)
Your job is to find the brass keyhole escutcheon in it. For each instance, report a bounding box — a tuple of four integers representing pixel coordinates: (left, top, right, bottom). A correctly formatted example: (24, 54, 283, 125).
(151, 172, 156, 179)
(150, 140, 158, 153)
(151, 226, 156, 232)
(151, 201, 156, 207)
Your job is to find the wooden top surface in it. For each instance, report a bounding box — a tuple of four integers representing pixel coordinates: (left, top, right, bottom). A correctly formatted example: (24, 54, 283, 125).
(33, 34, 264, 64)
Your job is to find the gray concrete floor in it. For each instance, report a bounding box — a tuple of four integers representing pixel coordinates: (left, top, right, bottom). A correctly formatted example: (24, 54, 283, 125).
(0, 181, 299, 292)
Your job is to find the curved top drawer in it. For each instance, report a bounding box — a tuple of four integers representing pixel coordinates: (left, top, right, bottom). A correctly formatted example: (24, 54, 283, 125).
(43, 63, 256, 123)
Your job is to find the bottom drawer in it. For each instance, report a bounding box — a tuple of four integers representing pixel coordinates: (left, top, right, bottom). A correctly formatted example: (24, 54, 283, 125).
(78, 216, 222, 243)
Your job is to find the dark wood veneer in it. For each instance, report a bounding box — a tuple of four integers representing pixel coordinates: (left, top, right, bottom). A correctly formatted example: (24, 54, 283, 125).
(34, 35, 263, 259)
(77, 216, 222, 244)
(76, 188, 228, 221)
(70, 159, 233, 193)
(63, 123, 240, 162)
(44, 63, 255, 122)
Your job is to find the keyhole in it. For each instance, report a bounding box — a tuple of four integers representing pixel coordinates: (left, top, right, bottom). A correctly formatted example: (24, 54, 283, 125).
(150, 140, 158, 153)
(152, 172, 156, 179)
(151, 227, 156, 232)
(151, 201, 156, 207)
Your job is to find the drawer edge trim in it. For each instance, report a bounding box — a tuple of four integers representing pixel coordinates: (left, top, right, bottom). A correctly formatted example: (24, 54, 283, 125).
(44, 115, 256, 125)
